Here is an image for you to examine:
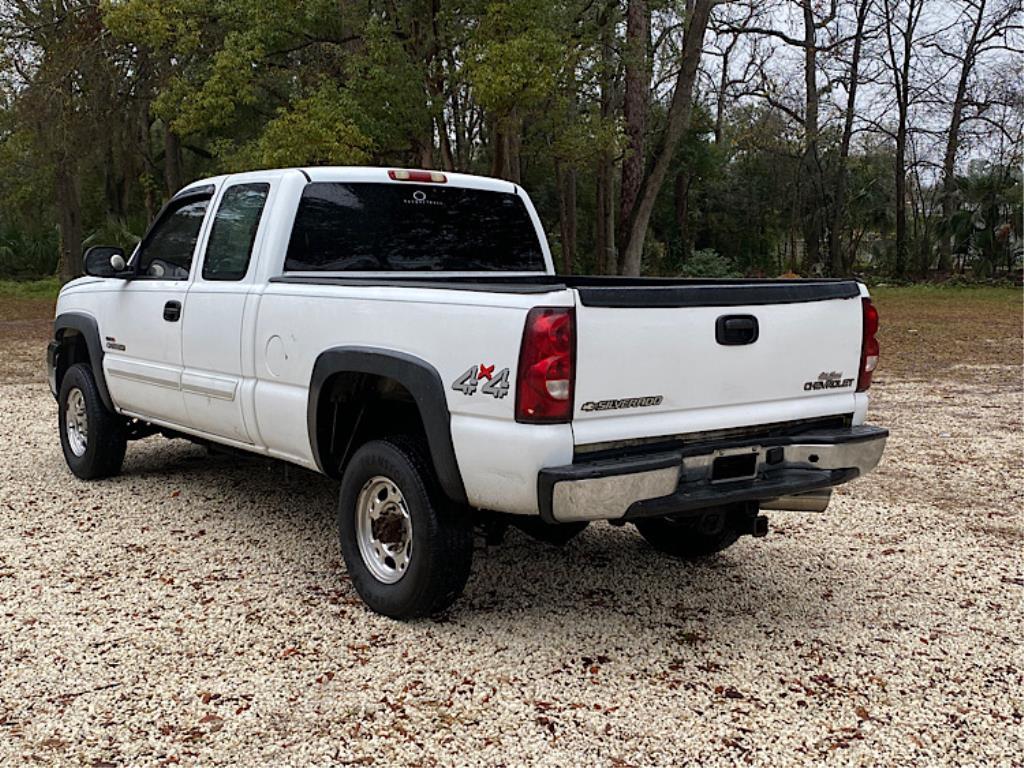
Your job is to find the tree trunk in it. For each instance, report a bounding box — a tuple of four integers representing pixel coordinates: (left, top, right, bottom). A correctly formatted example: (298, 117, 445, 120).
(894, 114, 908, 278)
(437, 112, 456, 172)
(714, 45, 731, 145)
(414, 137, 434, 169)
(556, 162, 577, 274)
(828, 0, 870, 276)
(887, 0, 922, 279)
(164, 126, 183, 197)
(617, 0, 650, 269)
(55, 159, 82, 283)
(596, 157, 615, 274)
(674, 170, 692, 262)
(939, 0, 985, 272)
(620, 0, 713, 276)
(594, 1, 616, 275)
(489, 111, 521, 183)
(800, 0, 822, 273)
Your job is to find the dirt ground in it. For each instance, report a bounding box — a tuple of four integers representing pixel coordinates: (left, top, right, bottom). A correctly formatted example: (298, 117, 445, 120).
(0, 287, 1020, 766)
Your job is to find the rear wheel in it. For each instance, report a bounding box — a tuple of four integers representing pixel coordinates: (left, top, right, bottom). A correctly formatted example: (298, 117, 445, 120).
(634, 504, 748, 559)
(337, 437, 473, 619)
(58, 363, 127, 480)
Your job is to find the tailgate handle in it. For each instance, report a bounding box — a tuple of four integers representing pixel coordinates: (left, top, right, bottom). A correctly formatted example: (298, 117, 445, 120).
(716, 315, 759, 346)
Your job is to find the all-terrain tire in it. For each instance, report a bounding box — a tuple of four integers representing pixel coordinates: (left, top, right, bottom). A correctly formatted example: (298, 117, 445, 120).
(58, 363, 127, 480)
(337, 437, 473, 619)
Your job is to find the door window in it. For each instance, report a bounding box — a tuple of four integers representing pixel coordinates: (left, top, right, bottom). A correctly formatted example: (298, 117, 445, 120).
(202, 183, 271, 281)
(137, 197, 210, 279)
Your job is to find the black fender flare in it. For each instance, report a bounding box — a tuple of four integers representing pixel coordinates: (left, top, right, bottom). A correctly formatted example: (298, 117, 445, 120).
(307, 347, 467, 505)
(53, 312, 114, 411)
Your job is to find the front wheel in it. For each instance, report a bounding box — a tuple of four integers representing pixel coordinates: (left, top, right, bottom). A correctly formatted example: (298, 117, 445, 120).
(337, 438, 473, 619)
(58, 363, 127, 480)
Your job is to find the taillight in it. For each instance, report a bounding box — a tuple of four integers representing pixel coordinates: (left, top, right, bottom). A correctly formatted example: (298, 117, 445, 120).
(515, 307, 575, 423)
(857, 298, 879, 391)
(388, 169, 447, 183)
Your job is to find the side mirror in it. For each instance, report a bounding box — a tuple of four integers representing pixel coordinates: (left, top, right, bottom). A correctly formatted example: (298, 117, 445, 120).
(83, 246, 129, 278)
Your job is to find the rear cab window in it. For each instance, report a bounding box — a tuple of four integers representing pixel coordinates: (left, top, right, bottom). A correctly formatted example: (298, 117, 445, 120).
(284, 183, 545, 272)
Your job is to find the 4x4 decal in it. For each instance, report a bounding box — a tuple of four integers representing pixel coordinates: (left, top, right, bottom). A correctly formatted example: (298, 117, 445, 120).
(451, 364, 511, 399)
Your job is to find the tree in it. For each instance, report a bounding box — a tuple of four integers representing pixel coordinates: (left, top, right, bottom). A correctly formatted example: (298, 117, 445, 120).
(617, 0, 651, 267)
(0, 1, 127, 282)
(880, 0, 926, 277)
(827, 0, 874, 275)
(619, 0, 716, 276)
(931, 0, 1022, 270)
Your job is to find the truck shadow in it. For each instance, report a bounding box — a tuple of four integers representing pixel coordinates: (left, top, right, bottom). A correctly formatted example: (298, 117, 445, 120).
(115, 439, 864, 643)
(458, 525, 861, 637)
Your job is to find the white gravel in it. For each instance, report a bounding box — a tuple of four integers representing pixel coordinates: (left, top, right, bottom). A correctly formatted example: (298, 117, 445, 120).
(1, 367, 1020, 766)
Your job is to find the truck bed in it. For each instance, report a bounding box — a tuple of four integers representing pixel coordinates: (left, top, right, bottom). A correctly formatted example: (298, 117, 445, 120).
(270, 274, 861, 307)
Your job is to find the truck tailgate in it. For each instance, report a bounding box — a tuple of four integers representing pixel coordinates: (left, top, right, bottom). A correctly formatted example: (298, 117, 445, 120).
(571, 281, 865, 446)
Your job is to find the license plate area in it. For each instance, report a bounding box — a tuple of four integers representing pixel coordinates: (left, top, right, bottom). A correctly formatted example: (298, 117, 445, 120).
(680, 445, 764, 485)
(712, 452, 758, 482)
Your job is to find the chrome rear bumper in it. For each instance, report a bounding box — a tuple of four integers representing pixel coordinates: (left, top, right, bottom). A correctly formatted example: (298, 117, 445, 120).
(538, 425, 888, 523)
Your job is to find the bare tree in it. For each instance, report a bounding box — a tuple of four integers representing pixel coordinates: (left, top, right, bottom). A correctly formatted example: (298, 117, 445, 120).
(827, 0, 875, 274)
(722, 0, 852, 273)
(594, 0, 617, 275)
(880, 0, 927, 277)
(620, 0, 716, 276)
(617, 0, 651, 270)
(931, 0, 1023, 269)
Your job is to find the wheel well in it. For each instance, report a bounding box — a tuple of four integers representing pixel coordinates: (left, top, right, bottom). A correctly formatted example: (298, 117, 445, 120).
(316, 372, 428, 477)
(55, 329, 91, 392)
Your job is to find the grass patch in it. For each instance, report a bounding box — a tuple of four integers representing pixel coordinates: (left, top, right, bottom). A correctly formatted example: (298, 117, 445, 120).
(0, 277, 62, 300)
(870, 285, 1022, 381)
(0, 278, 60, 323)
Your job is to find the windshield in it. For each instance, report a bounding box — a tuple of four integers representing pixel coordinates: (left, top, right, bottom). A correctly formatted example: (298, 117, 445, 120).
(284, 182, 545, 272)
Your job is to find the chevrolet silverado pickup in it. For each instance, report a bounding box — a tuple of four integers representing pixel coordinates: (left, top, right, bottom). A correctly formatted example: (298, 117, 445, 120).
(47, 167, 887, 618)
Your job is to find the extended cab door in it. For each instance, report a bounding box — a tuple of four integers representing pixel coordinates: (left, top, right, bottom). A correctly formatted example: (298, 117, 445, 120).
(181, 181, 272, 444)
(101, 189, 213, 425)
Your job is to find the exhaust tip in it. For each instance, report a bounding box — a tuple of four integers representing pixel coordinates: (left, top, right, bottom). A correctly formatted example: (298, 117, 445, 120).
(760, 489, 832, 513)
(752, 515, 769, 538)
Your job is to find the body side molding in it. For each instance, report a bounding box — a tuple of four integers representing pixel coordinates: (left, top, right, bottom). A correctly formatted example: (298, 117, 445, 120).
(307, 346, 468, 504)
(53, 312, 115, 411)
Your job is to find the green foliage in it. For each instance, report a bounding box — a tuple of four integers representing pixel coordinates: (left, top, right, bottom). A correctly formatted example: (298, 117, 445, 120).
(0, 225, 59, 279)
(83, 217, 143, 252)
(0, 0, 1020, 282)
(676, 249, 742, 278)
(228, 83, 372, 169)
(467, 1, 566, 118)
(0, 276, 62, 299)
(950, 163, 1022, 277)
(341, 19, 435, 160)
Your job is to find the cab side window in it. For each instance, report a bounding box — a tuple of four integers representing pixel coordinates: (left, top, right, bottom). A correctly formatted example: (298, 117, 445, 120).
(202, 183, 270, 281)
(137, 197, 209, 279)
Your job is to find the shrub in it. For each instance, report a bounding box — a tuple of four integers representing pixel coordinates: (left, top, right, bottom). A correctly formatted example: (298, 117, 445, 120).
(677, 248, 741, 278)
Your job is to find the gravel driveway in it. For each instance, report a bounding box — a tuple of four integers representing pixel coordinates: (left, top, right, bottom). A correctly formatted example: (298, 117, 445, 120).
(1, 296, 1020, 766)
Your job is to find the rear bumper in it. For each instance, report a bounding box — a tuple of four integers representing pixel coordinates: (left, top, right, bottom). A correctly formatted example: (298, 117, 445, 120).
(537, 425, 888, 523)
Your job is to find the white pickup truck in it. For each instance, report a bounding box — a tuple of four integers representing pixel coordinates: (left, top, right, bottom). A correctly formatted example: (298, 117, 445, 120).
(47, 167, 886, 618)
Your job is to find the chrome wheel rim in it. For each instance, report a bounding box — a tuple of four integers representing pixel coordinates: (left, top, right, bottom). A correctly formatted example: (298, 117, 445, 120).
(355, 475, 413, 584)
(65, 388, 88, 457)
